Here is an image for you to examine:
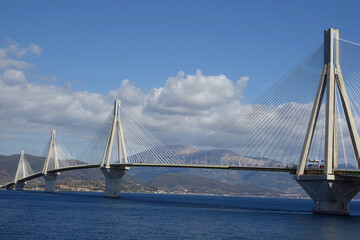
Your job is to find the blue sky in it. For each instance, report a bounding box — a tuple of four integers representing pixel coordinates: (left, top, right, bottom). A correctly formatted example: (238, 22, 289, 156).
(2, 0, 359, 94)
(1, 0, 360, 156)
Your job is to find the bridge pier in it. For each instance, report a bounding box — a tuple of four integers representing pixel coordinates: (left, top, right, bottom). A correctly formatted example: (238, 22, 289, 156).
(43, 173, 59, 193)
(15, 181, 25, 191)
(295, 175, 360, 215)
(101, 167, 129, 198)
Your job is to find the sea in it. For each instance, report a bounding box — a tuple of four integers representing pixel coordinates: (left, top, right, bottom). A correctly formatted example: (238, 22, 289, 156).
(1, 191, 360, 240)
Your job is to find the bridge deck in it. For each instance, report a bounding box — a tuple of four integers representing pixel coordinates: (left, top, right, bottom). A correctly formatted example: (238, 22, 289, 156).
(2, 163, 360, 189)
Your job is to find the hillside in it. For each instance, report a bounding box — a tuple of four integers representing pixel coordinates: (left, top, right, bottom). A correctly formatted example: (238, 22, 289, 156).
(148, 173, 279, 197)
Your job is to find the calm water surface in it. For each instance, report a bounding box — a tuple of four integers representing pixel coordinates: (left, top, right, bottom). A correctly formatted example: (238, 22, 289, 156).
(1, 191, 360, 239)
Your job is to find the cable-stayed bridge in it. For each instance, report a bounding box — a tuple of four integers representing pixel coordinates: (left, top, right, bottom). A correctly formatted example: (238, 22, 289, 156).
(2, 28, 360, 216)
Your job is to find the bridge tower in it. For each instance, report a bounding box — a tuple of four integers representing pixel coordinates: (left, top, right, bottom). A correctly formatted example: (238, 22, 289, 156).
(100, 100, 129, 197)
(14, 150, 30, 190)
(42, 129, 60, 193)
(295, 28, 360, 215)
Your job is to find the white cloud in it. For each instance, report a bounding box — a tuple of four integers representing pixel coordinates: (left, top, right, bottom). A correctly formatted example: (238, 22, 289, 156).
(145, 70, 238, 115)
(0, 41, 252, 148)
(0, 38, 40, 70)
(5, 37, 41, 57)
(103, 70, 249, 145)
(0, 62, 248, 155)
(2, 69, 27, 86)
(0, 39, 264, 158)
(0, 70, 112, 138)
(107, 79, 145, 106)
(235, 76, 249, 98)
(0, 58, 34, 69)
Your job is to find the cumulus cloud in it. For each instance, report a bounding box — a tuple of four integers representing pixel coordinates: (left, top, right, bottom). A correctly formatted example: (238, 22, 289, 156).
(3, 38, 307, 160)
(145, 70, 238, 115)
(0, 61, 248, 154)
(107, 79, 146, 106)
(0, 75, 111, 133)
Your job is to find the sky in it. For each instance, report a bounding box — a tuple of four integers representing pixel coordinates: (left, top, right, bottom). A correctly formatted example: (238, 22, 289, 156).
(1, 0, 360, 157)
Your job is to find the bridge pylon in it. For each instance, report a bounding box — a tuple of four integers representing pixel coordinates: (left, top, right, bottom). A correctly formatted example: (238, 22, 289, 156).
(42, 129, 60, 193)
(100, 100, 129, 197)
(14, 150, 32, 191)
(295, 28, 360, 215)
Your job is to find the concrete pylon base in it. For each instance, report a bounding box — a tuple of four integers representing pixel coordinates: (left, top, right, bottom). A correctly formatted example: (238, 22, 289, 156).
(43, 173, 59, 193)
(101, 167, 129, 198)
(15, 181, 25, 191)
(294, 174, 360, 215)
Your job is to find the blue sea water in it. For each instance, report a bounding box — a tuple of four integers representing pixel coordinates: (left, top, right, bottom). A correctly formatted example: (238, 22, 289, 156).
(1, 191, 360, 239)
